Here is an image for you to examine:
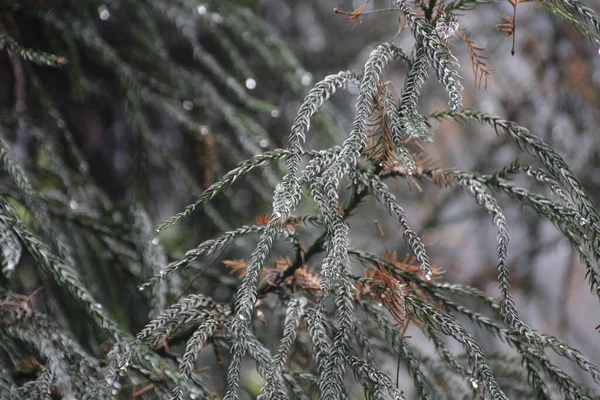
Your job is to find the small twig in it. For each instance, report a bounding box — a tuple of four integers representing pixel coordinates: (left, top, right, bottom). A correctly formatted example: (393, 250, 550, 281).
(334, 2, 400, 29)
(174, 251, 223, 303)
(132, 384, 155, 398)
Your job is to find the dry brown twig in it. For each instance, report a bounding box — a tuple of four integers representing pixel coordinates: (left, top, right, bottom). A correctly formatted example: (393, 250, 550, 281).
(496, 0, 529, 54)
(334, 1, 401, 30)
(457, 31, 495, 89)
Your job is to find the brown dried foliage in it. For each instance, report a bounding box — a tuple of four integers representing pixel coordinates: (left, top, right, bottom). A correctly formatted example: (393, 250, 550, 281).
(254, 214, 271, 225)
(0, 289, 43, 326)
(334, 2, 369, 28)
(224, 256, 320, 292)
(364, 84, 401, 168)
(358, 249, 444, 330)
(457, 31, 495, 89)
(334, 1, 401, 32)
(383, 152, 453, 188)
(223, 259, 249, 277)
(384, 250, 444, 284)
(364, 262, 409, 330)
(255, 214, 300, 231)
(496, 0, 529, 55)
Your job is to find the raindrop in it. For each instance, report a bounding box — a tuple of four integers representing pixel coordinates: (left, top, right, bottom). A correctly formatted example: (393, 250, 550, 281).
(98, 5, 110, 21)
(69, 199, 79, 210)
(197, 5, 207, 15)
(470, 378, 479, 389)
(425, 270, 433, 281)
(138, 286, 145, 291)
(259, 139, 269, 148)
(301, 73, 313, 86)
(94, 303, 103, 310)
(160, 269, 167, 276)
(598, 48, 600, 55)
(378, 303, 383, 307)
(239, 314, 246, 321)
(270, 109, 280, 118)
(580, 218, 588, 226)
(200, 126, 210, 135)
(183, 100, 194, 110)
(272, 211, 282, 219)
(151, 237, 159, 245)
(245, 78, 257, 90)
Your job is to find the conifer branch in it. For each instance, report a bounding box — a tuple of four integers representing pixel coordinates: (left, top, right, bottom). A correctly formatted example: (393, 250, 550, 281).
(0, 33, 67, 67)
(1, 1, 599, 398)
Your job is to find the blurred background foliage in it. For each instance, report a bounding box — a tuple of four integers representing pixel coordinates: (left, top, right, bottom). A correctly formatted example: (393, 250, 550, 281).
(0, 0, 599, 398)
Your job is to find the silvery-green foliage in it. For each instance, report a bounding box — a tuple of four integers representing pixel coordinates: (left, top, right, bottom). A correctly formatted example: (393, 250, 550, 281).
(394, 0, 463, 110)
(143, 0, 598, 398)
(1, 0, 600, 398)
(454, 177, 537, 344)
(0, 226, 21, 277)
(362, 172, 432, 280)
(536, 0, 600, 46)
(257, 297, 306, 400)
(0, 0, 339, 398)
(348, 355, 406, 400)
(398, 44, 433, 141)
(0, 33, 67, 67)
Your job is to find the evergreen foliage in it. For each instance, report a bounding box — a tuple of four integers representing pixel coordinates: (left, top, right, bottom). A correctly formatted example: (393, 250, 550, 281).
(0, 0, 599, 399)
